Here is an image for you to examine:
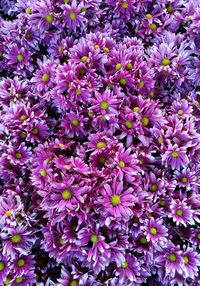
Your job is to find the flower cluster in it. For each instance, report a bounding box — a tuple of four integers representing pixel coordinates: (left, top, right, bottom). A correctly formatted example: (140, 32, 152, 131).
(0, 0, 200, 285)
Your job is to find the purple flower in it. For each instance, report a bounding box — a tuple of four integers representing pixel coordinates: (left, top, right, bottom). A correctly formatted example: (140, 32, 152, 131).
(6, 45, 31, 71)
(162, 143, 189, 170)
(144, 218, 168, 245)
(181, 247, 200, 279)
(169, 199, 194, 227)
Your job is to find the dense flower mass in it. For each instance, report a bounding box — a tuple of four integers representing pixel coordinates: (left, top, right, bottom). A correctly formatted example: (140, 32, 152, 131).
(0, 0, 200, 285)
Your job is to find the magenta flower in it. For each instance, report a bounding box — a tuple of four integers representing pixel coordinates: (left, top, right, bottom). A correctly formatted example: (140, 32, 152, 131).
(7, 45, 31, 70)
(169, 199, 194, 227)
(181, 247, 200, 279)
(144, 218, 168, 244)
(162, 143, 189, 170)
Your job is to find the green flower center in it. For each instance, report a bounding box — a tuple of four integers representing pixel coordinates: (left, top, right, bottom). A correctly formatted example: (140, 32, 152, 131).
(149, 23, 157, 31)
(25, 33, 31, 40)
(132, 106, 140, 112)
(151, 183, 157, 192)
(40, 169, 47, 177)
(32, 128, 39, 135)
(140, 236, 148, 244)
(169, 253, 177, 262)
(15, 276, 23, 284)
(11, 234, 22, 244)
(158, 136, 163, 143)
(150, 227, 157, 235)
(160, 200, 166, 207)
(167, 5, 174, 13)
(104, 47, 109, 53)
(17, 259, 25, 267)
(71, 119, 79, 126)
(115, 63, 122, 71)
(121, 1, 128, 8)
(96, 141, 106, 149)
(5, 210, 13, 216)
(19, 115, 27, 121)
(59, 237, 65, 245)
(42, 73, 50, 83)
(62, 189, 72, 200)
(69, 12, 77, 20)
(81, 56, 88, 63)
(70, 280, 78, 286)
(118, 160, 125, 168)
(15, 152, 22, 159)
(100, 101, 109, 110)
(0, 261, 5, 271)
(181, 177, 188, 183)
(139, 81, 145, 88)
(17, 54, 24, 61)
(126, 63, 132, 70)
(120, 78, 127, 85)
(91, 234, 98, 243)
(183, 256, 189, 264)
(197, 232, 200, 240)
(94, 44, 99, 49)
(172, 151, 179, 158)
(125, 120, 132, 129)
(58, 46, 63, 54)
(99, 157, 106, 164)
(161, 57, 170, 66)
(121, 261, 128, 269)
(176, 209, 183, 216)
(178, 109, 184, 115)
(4, 276, 12, 285)
(75, 89, 82, 95)
(110, 194, 121, 206)
(45, 13, 54, 23)
(146, 13, 152, 19)
(141, 116, 149, 126)
(25, 7, 31, 14)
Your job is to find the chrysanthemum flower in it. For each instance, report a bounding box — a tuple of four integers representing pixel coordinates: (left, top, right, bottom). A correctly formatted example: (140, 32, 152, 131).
(7, 45, 31, 70)
(169, 199, 194, 227)
(0, 254, 9, 285)
(162, 143, 189, 170)
(181, 247, 200, 279)
(144, 218, 168, 244)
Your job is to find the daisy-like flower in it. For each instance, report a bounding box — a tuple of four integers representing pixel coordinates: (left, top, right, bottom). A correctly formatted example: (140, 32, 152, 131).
(162, 142, 189, 170)
(7, 143, 32, 165)
(144, 218, 168, 245)
(169, 199, 194, 227)
(12, 254, 35, 275)
(61, 0, 86, 32)
(0, 254, 9, 285)
(114, 0, 134, 20)
(181, 247, 200, 279)
(10, 270, 36, 286)
(0, 192, 23, 223)
(7, 45, 31, 71)
(155, 243, 184, 278)
(61, 112, 88, 138)
(171, 99, 193, 118)
(100, 178, 136, 220)
(173, 168, 198, 190)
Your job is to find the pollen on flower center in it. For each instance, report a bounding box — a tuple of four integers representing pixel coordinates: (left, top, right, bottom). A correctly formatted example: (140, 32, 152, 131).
(115, 63, 122, 71)
(125, 120, 132, 129)
(91, 234, 98, 243)
(71, 119, 79, 126)
(70, 280, 78, 286)
(139, 81, 145, 88)
(133, 106, 140, 112)
(118, 160, 125, 168)
(178, 109, 184, 115)
(5, 210, 13, 216)
(172, 151, 179, 158)
(15, 276, 23, 284)
(141, 116, 149, 126)
(19, 115, 27, 121)
(168, 253, 177, 262)
(17, 258, 25, 267)
(81, 56, 88, 63)
(151, 183, 157, 192)
(25, 7, 31, 14)
(40, 169, 47, 177)
(183, 256, 189, 264)
(17, 54, 24, 61)
(32, 128, 39, 134)
(181, 177, 188, 183)
(121, 1, 128, 8)
(176, 209, 183, 216)
(167, 5, 174, 13)
(69, 12, 77, 20)
(126, 63, 132, 70)
(96, 141, 106, 149)
(59, 237, 65, 245)
(146, 13, 152, 19)
(140, 236, 148, 244)
(100, 101, 109, 110)
(120, 78, 127, 85)
(99, 156, 106, 164)
(0, 261, 5, 271)
(15, 152, 22, 159)
(121, 261, 128, 268)
(45, 13, 54, 23)
(75, 88, 82, 95)
(197, 232, 200, 240)
(11, 234, 22, 244)
(42, 73, 50, 83)
(161, 57, 170, 66)
(149, 23, 157, 31)
(62, 189, 72, 200)
(150, 227, 157, 235)
(110, 194, 121, 206)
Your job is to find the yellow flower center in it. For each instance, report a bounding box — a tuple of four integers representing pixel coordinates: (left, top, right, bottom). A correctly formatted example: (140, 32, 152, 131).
(15, 277, 23, 284)
(75, 89, 82, 95)
(176, 209, 183, 216)
(146, 13, 152, 19)
(132, 106, 140, 112)
(140, 236, 148, 244)
(125, 120, 132, 129)
(40, 169, 47, 177)
(160, 200, 166, 207)
(91, 234, 98, 243)
(167, 5, 174, 13)
(139, 81, 145, 88)
(169, 253, 177, 262)
(32, 128, 39, 134)
(118, 160, 125, 168)
(17, 258, 25, 267)
(19, 115, 27, 121)
(121, 261, 128, 268)
(151, 183, 157, 192)
(183, 256, 189, 264)
(0, 261, 5, 271)
(100, 101, 109, 110)
(96, 141, 106, 149)
(161, 57, 170, 66)
(17, 54, 24, 61)
(126, 63, 132, 70)
(11, 234, 22, 244)
(69, 12, 77, 20)
(149, 23, 157, 31)
(99, 157, 106, 164)
(181, 177, 188, 183)
(121, 1, 128, 8)
(62, 189, 72, 200)
(172, 151, 179, 158)
(15, 152, 22, 159)
(158, 136, 163, 143)
(120, 78, 127, 85)
(197, 232, 200, 240)
(5, 210, 13, 216)
(42, 73, 50, 83)
(70, 280, 78, 286)
(104, 47, 109, 53)
(81, 56, 88, 63)
(59, 237, 65, 245)
(141, 116, 149, 126)
(25, 33, 31, 39)
(110, 194, 121, 206)
(94, 44, 99, 49)
(115, 63, 122, 71)
(71, 119, 79, 126)
(45, 13, 54, 23)
(150, 227, 157, 235)
(178, 109, 184, 115)
(25, 7, 31, 14)
(4, 276, 12, 285)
